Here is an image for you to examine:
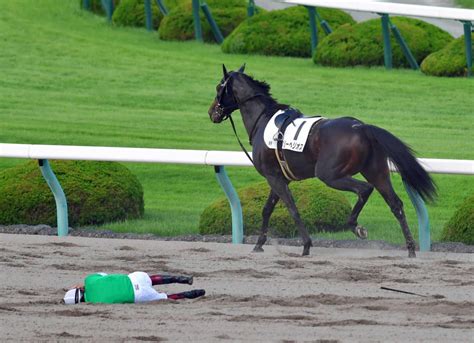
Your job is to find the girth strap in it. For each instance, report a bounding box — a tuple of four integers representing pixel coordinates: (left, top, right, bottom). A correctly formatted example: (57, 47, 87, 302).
(274, 148, 299, 181)
(273, 108, 302, 181)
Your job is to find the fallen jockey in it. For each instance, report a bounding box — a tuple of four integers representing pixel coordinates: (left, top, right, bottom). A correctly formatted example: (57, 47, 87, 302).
(63, 271, 205, 304)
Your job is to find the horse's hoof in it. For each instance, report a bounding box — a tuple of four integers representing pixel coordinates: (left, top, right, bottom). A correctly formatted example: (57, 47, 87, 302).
(354, 225, 368, 239)
(408, 251, 416, 258)
(302, 242, 312, 256)
(253, 246, 264, 253)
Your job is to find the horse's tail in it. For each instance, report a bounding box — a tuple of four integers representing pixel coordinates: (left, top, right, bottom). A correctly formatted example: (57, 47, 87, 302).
(361, 124, 437, 202)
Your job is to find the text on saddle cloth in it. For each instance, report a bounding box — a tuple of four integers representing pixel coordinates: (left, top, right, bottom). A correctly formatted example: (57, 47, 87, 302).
(264, 109, 325, 152)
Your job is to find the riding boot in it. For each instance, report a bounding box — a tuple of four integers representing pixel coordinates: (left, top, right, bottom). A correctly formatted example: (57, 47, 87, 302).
(150, 274, 193, 285)
(168, 289, 205, 300)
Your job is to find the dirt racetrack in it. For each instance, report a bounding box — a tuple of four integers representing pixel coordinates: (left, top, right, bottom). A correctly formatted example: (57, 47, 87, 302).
(1, 233, 473, 342)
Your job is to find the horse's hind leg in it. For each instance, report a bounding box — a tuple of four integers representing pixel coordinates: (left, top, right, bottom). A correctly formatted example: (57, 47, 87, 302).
(253, 189, 279, 253)
(378, 181, 416, 258)
(362, 169, 416, 258)
(316, 175, 374, 238)
(266, 175, 312, 256)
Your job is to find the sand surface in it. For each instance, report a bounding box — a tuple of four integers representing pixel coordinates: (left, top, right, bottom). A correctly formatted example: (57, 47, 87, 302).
(1, 233, 473, 342)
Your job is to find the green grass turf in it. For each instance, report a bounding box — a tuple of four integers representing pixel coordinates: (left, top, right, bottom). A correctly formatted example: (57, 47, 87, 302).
(0, 0, 473, 244)
(456, 0, 474, 9)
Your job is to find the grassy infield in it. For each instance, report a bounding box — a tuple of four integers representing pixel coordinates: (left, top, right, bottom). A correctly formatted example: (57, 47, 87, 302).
(457, 0, 474, 9)
(0, 0, 472, 244)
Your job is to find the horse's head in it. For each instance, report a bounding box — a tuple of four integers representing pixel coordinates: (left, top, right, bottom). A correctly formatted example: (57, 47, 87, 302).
(208, 64, 246, 123)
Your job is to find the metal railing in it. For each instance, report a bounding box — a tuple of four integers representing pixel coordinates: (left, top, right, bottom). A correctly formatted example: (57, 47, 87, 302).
(80, 1, 473, 75)
(1, 143, 473, 250)
(281, 0, 474, 75)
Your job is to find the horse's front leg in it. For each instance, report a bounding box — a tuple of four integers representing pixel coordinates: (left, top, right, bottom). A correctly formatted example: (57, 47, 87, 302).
(266, 176, 312, 256)
(253, 189, 279, 253)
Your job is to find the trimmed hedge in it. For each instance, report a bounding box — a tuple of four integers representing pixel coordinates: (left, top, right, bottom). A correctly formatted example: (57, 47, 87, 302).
(421, 33, 474, 77)
(199, 179, 351, 238)
(314, 17, 453, 68)
(222, 6, 355, 57)
(81, 0, 121, 16)
(441, 195, 474, 245)
(0, 161, 144, 227)
(158, 0, 250, 43)
(112, 0, 184, 30)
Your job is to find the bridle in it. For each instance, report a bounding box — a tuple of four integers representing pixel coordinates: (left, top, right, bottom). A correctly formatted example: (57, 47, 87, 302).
(214, 73, 267, 163)
(214, 74, 239, 121)
(215, 73, 266, 123)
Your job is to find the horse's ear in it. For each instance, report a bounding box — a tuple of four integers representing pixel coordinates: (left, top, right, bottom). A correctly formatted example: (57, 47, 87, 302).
(238, 63, 246, 73)
(222, 64, 229, 78)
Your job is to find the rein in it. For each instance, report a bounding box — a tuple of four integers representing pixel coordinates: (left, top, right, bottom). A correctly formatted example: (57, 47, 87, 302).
(218, 92, 266, 164)
(215, 72, 268, 165)
(226, 93, 267, 165)
(228, 115, 254, 164)
(225, 105, 265, 164)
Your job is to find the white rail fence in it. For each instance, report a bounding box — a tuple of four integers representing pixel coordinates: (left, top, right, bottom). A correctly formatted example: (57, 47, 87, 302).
(0, 144, 253, 167)
(279, 0, 474, 75)
(1, 143, 473, 173)
(0, 143, 473, 250)
(282, 0, 474, 21)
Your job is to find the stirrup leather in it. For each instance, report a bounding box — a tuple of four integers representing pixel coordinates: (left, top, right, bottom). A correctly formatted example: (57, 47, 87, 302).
(275, 134, 299, 181)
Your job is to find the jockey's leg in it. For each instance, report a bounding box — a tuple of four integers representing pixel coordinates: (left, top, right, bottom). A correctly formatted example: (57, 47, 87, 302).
(149, 274, 193, 285)
(168, 289, 205, 300)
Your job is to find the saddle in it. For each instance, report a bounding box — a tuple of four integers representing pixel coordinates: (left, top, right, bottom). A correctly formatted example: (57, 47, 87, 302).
(274, 108, 302, 131)
(274, 108, 303, 181)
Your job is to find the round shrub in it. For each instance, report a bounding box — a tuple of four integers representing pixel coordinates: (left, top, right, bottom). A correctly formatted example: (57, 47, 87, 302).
(199, 179, 351, 237)
(158, 0, 250, 43)
(314, 17, 453, 68)
(441, 194, 474, 245)
(81, 0, 121, 16)
(421, 33, 474, 77)
(112, 0, 184, 30)
(222, 6, 355, 57)
(0, 160, 144, 227)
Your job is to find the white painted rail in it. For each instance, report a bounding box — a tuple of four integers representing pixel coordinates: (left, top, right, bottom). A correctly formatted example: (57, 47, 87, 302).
(278, 0, 473, 75)
(0, 143, 472, 247)
(280, 0, 474, 21)
(0, 144, 253, 167)
(0, 143, 473, 174)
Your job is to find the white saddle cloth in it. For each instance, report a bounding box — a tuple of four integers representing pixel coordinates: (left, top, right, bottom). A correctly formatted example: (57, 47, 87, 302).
(264, 110, 324, 152)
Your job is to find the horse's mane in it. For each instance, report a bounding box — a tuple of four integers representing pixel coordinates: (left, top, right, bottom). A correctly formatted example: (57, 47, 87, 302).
(241, 73, 289, 112)
(243, 74, 272, 96)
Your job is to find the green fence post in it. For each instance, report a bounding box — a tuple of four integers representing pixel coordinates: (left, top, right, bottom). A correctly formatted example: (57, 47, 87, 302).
(192, 0, 203, 42)
(404, 182, 430, 252)
(463, 21, 472, 77)
(214, 166, 243, 244)
(201, 2, 224, 44)
(145, 0, 153, 31)
(101, 0, 114, 22)
(248, 0, 255, 17)
(155, 0, 168, 16)
(38, 160, 69, 237)
(306, 6, 318, 56)
(380, 13, 392, 70)
(83, 0, 91, 10)
(389, 20, 419, 70)
(314, 8, 332, 35)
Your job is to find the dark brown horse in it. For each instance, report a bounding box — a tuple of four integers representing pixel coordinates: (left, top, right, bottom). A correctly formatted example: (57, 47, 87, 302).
(208, 65, 436, 257)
